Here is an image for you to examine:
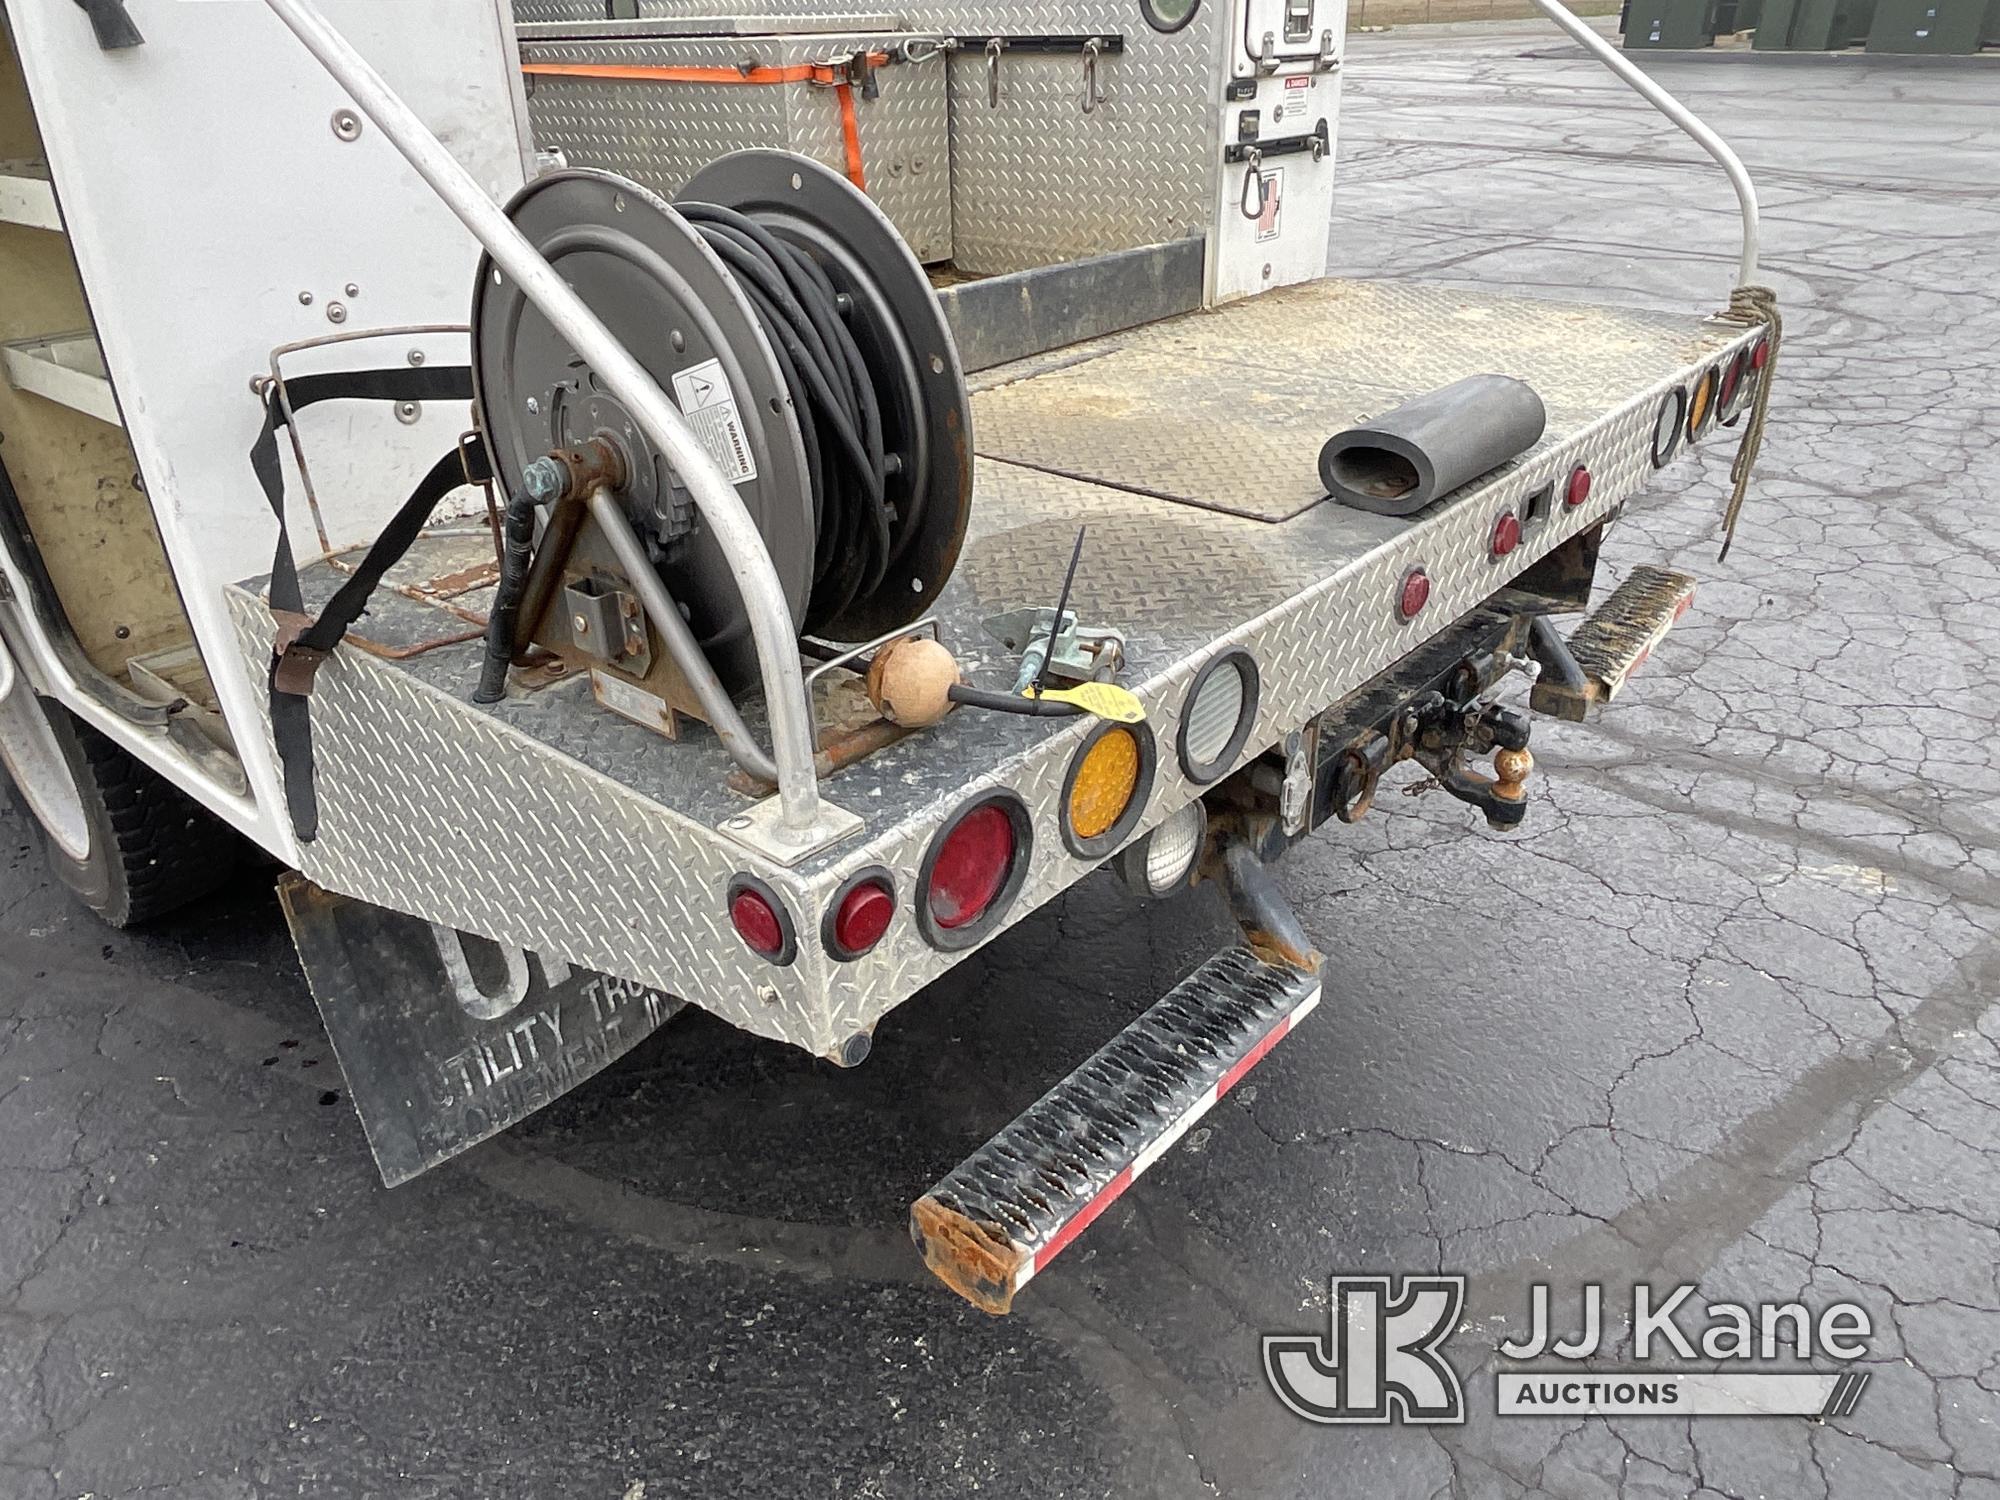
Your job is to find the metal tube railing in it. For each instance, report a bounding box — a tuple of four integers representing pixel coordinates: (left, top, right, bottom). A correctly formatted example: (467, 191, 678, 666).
(260, 0, 829, 838)
(1527, 0, 1761, 288)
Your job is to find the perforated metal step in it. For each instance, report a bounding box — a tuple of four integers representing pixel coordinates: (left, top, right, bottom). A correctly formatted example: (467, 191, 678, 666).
(911, 946, 1321, 1313)
(1531, 564, 1696, 720)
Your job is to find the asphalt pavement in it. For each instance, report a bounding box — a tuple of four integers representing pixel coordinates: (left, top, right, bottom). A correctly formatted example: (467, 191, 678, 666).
(4, 22, 1998, 1500)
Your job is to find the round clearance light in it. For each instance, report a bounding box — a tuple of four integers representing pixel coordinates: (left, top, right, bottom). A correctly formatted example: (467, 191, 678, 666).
(1397, 566, 1431, 621)
(1062, 719, 1158, 858)
(1652, 387, 1688, 467)
(1491, 510, 1522, 559)
(728, 875, 796, 965)
(1140, 0, 1201, 32)
(823, 868, 895, 962)
(1116, 797, 1207, 898)
(1687, 366, 1719, 441)
(1178, 647, 1261, 785)
(1564, 465, 1592, 509)
(917, 793, 1031, 949)
(1750, 336, 1770, 372)
(1719, 349, 1746, 411)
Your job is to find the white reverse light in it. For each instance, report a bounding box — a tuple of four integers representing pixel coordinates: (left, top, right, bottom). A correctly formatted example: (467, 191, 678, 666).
(1118, 799, 1207, 898)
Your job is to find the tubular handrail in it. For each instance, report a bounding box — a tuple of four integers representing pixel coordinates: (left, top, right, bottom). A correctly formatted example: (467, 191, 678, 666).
(1527, 0, 1761, 288)
(260, 0, 829, 839)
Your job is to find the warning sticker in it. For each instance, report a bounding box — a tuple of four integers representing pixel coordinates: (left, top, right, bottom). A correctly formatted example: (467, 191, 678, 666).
(670, 358, 759, 486)
(1255, 166, 1284, 244)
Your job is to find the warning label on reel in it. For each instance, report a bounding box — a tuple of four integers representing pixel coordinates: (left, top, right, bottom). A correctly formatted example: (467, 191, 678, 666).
(671, 358, 759, 485)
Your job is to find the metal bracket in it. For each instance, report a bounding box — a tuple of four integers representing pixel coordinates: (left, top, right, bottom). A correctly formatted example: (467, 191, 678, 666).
(984, 607, 1125, 689)
(1223, 118, 1331, 164)
(715, 792, 864, 866)
(801, 615, 940, 749)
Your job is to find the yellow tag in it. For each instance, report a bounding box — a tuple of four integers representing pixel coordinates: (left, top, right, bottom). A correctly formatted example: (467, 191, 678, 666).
(1028, 682, 1147, 723)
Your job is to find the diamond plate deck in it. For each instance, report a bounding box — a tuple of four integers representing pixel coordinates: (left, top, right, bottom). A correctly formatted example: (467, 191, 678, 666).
(226, 279, 1760, 1059)
(971, 277, 1754, 521)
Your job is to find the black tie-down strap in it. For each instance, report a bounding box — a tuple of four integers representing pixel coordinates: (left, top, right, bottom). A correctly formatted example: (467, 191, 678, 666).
(251, 366, 490, 842)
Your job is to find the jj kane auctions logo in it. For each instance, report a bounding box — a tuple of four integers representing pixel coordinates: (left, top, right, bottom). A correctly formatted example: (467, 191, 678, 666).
(1265, 1277, 1873, 1424)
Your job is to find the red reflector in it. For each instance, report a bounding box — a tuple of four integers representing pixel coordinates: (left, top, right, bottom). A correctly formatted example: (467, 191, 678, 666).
(928, 805, 1016, 930)
(1750, 338, 1770, 371)
(1492, 511, 1521, 558)
(1565, 466, 1592, 508)
(833, 880, 894, 957)
(730, 888, 786, 959)
(1720, 353, 1743, 407)
(1397, 567, 1431, 620)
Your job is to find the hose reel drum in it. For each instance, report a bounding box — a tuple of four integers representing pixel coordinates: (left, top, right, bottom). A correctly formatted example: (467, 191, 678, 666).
(470, 151, 973, 698)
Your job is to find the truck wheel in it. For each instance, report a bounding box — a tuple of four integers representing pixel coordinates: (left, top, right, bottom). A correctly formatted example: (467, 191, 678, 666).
(0, 692, 239, 927)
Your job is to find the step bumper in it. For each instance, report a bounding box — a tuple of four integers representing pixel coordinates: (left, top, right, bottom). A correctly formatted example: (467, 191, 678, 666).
(1531, 564, 1697, 720)
(910, 946, 1322, 1314)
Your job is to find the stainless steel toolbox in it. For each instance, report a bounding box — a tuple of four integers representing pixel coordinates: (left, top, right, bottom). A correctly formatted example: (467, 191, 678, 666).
(518, 18, 953, 263)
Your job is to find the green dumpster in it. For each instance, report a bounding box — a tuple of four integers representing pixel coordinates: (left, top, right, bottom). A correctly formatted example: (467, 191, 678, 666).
(1755, 0, 1874, 44)
(1867, 0, 1985, 48)
(1626, 0, 1718, 46)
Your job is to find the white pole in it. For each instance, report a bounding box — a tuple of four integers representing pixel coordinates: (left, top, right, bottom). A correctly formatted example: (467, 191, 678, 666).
(1529, 0, 1761, 287)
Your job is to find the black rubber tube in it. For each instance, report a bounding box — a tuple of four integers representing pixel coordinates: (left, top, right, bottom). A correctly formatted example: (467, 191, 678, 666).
(474, 490, 540, 704)
(1319, 374, 1547, 517)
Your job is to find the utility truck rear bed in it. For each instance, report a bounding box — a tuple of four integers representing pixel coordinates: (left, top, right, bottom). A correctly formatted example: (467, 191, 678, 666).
(0, 0, 1775, 1311)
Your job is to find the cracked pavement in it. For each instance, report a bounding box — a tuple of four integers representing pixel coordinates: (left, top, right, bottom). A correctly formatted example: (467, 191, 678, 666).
(4, 21, 1998, 1500)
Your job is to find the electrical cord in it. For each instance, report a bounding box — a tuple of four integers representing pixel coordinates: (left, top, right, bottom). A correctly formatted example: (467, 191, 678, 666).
(676, 201, 894, 633)
(948, 683, 1085, 717)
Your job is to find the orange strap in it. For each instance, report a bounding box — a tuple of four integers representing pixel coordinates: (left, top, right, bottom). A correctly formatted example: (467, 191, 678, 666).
(521, 55, 886, 192)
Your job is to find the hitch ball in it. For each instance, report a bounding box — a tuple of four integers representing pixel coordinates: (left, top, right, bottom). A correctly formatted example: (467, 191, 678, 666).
(1492, 746, 1534, 802)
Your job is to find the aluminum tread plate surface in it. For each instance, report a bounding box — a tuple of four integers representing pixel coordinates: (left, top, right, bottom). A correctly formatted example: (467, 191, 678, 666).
(520, 34, 952, 263)
(970, 277, 1752, 521)
(518, 0, 1217, 275)
(226, 279, 1757, 1056)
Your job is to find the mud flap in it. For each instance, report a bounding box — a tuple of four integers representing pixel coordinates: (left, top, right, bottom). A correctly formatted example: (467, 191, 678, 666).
(277, 874, 685, 1186)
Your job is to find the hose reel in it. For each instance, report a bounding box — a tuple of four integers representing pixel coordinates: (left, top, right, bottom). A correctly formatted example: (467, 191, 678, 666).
(470, 151, 973, 700)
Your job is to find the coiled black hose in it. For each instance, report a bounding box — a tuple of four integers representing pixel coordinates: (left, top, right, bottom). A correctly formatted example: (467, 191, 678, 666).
(676, 201, 893, 634)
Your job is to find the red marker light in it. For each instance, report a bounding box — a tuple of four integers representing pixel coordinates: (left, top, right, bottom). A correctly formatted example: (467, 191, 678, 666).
(1398, 567, 1431, 621)
(730, 886, 787, 960)
(1750, 338, 1770, 371)
(832, 879, 894, 958)
(1565, 466, 1592, 509)
(1492, 511, 1522, 558)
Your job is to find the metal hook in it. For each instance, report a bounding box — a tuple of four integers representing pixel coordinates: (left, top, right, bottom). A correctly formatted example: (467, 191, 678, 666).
(985, 36, 1004, 108)
(1080, 36, 1107, 115)
(1239, 147, 1268, 220)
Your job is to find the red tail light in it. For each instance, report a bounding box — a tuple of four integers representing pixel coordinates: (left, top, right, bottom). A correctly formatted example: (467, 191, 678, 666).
(1720, 351, 1745, 408)
(928, 804, 1016, 931)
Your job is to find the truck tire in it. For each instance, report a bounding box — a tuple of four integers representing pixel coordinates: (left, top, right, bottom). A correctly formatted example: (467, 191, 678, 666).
(0, 693, 240, 928)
